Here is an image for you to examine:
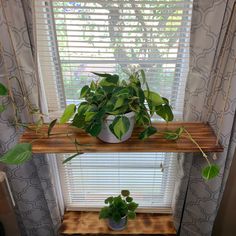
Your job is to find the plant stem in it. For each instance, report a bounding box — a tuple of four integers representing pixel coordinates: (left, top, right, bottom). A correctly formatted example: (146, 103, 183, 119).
(10, 76, 36, 117)
(30, 136, 45, 144)
(7, 79, 18, 125)
(182, 128, 211, 166)
(49, 132, 74, 136)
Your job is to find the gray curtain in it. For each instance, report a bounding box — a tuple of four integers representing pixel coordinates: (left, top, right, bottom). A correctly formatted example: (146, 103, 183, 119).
(0, 1, 61, 235)
(172, 0, 236, 235)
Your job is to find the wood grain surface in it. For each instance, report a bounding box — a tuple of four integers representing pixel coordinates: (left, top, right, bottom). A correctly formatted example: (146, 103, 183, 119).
(20, 122, 223, 153)
(60, 211, 176, 235)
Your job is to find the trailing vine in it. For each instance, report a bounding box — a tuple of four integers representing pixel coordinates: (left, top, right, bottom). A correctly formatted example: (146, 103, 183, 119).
(162, 127, 220, 180)
(0, 78, 84, 164)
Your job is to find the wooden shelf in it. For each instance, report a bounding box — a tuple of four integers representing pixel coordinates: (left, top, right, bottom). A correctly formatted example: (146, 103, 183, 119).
(60, 211, 176, 235)
(20, 122, 223, 153)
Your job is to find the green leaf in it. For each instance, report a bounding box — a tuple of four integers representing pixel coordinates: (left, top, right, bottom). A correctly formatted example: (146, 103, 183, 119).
(129, 85, 145, 104)
(202, 164, 220, 180)
(71, 113, 85, 128)
(121, 190, 130, 197)
(112, 212, 122, 223)
(144, 90, 164, 106)
(93, 72, 114, 78)
(63, 152, 83, 164)
(0, 83, 8, 96)
(90, 80, 97, 90)
(164, 132, 179, 140)
(128, 202, 139, 211)
(135, 108, 151, 126)
(121, 80, 127, 86)
(127, 211, 136, 219)
(94, 109, 106, 121)
(80, 85, 90, 98)
(140, 69, 146, 84)
(48, 119, 57, 137)
(109, 116, 130, 140)
(155, 104, 174, 122)
(0, 105, 5, 112)
(139, 126, 157, 140)
(99, 74, 119, 87)
(60, 104, 76, 124)
(85, 111, 97, 122)
(113, 195, 123, 206)
(113, 97, 125, 110)
(102, 85, 117, 93)
(114, 87, 130, 97)
(99, 76, 118, 86)
(128, 102, 140, 113)
(99, 206, 111, 219)
(107, 105, 129, 115)
(105, 196, 114, 204)
(129, 73, 141, 87)
(126, 196, 133, 202)
(162, 97, 170, 104)
(163, 127, 183, 141)
(93, 72, 119, 85)
(78, 102, 90, 114)
(176, 127, 184, 136)
(71, 103, 93, 128)
(0, 143, 32, 164)
(86, 121, 102, 136)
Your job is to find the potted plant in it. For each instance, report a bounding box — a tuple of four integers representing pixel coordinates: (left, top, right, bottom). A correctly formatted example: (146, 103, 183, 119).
(0, 72, 221, 181)
(60, 69, 173, 143)
(99, 190, 138, 231)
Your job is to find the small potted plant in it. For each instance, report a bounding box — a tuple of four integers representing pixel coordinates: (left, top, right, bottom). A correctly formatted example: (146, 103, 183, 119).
(99, 190, 138, 231)
(60, 68, 173, 143)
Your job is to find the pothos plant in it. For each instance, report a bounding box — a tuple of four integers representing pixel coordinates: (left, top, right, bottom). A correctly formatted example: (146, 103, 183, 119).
(0, 71, 220, 180)
(99, 190, 138, 223)
(60, 69, 174, 140)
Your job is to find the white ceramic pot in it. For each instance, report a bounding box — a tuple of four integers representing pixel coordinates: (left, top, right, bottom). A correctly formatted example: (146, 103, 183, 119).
(98, 111, 135, 143)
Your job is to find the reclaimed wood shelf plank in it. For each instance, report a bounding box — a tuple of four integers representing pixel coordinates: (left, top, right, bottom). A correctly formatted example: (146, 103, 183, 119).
(60, 211, 176, 235)
(20, 122, 223, 153)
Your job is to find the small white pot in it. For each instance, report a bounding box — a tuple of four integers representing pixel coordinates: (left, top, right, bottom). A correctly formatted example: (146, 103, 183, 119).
(98, 111, 135, 143)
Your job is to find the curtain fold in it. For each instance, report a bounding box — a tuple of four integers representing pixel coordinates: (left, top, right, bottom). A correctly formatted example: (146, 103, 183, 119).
(0, 1, 61, 235)
(173, 0, 236, 235)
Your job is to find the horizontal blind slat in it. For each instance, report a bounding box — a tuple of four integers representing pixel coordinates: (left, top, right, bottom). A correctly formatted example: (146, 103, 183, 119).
(36, 0, 190, 3)
(36, 28, 190, 33)
(38, 17, 192, 23)
(37, 34, 191, 39)
(36, 12, 192, 17)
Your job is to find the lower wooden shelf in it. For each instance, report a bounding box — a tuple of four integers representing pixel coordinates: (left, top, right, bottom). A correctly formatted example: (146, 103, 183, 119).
(60, 211, 176, 235)
(20, 122, 223, 153)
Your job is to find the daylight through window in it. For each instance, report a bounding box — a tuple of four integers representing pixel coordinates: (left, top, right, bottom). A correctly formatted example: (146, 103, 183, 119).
(35, 0, 192, 212)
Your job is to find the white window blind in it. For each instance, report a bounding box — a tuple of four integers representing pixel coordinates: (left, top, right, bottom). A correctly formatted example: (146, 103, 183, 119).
(58, 153, 178, 212)
(35, 0, 192, 213)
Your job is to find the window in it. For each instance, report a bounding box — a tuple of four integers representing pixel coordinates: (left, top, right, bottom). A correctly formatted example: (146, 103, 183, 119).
(35, 0, 192, 213)
(58, 153, 177, 212)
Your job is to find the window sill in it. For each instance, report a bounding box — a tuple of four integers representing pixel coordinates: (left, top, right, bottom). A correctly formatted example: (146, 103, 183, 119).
(60, 211, 176, 235)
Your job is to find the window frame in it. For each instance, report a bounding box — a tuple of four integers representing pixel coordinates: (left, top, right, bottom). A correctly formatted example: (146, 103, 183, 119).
(35, 0, 192, 213)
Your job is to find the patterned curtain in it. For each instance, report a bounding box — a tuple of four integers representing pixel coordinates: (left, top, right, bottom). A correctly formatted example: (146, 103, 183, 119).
(172, 0, 236, 235)
(0, 1, 61, 235)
